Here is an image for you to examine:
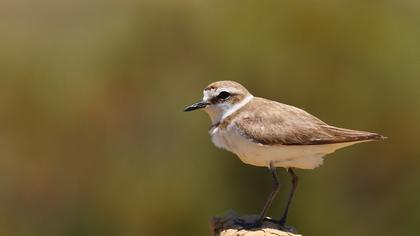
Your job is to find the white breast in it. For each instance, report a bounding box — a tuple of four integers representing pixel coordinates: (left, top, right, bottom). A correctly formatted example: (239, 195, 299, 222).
(209, 126, 233, 150)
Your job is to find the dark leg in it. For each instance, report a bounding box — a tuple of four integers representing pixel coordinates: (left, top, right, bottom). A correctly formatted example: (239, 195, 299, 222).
(235, 162, 280, 229)
(257, 162, 280, 225)
(279, 168, 298, 226)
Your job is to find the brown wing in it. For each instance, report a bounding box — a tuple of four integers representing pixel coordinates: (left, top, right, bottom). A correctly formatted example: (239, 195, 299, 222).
(231, 97, 385, 145)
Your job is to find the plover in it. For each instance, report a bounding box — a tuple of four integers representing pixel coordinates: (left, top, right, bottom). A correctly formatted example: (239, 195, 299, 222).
(184, 80, 385, 229)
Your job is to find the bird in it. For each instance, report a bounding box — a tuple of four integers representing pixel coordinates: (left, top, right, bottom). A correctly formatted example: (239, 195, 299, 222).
(184, 80, 385, 229)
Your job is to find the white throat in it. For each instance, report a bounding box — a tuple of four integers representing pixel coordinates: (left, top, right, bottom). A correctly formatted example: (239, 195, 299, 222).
(205, 94, 254, 125)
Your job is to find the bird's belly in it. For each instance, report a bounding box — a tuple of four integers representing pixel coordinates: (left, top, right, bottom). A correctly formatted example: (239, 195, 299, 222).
(211, 127, 356, 169)
(235, 143, 330, 169)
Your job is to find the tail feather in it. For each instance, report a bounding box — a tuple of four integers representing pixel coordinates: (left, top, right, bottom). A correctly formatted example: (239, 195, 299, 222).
(322, 125, 387, 143)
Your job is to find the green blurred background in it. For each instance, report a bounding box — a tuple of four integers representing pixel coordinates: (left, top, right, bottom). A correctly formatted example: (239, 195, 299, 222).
(1, 1, 419, 235)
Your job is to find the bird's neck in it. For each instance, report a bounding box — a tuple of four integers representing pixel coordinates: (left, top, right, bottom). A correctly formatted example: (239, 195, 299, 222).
(205, 95, 254, 125)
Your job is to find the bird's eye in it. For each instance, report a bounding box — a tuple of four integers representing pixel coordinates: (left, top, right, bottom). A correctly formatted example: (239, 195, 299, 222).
(217, 91, 231, 99)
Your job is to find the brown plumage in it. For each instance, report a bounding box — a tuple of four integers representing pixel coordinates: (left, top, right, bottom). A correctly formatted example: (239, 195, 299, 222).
(216, 97, 385, 146)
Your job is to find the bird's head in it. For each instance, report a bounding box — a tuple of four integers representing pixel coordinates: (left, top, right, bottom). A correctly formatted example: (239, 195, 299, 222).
(184, 81, 253, 124)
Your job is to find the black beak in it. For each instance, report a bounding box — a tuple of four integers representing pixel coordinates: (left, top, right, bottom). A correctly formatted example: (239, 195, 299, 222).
(184, 101, 210, 112)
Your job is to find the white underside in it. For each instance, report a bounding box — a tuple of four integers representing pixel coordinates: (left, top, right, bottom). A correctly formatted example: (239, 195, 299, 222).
(210, 125, 365, 169)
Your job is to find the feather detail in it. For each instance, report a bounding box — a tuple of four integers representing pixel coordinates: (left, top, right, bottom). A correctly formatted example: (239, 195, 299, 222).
(216, 97, 385, 146)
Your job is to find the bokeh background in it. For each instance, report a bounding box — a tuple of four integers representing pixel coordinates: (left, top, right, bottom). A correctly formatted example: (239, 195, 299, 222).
(1, 1, 419, 235)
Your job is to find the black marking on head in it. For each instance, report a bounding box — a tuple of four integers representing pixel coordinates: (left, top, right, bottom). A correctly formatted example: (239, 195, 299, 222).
(209, 92, 237, 104)
(217, 91, 231, 99)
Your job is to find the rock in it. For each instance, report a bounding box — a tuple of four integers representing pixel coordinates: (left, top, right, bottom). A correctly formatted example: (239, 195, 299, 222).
(211, 211, 302, 236)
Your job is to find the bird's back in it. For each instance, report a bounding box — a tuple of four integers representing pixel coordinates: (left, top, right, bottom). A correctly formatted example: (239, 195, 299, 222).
(223, 97, 384, 146)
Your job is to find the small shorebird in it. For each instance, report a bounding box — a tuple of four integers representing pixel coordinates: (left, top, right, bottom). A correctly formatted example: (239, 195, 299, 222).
(184, 81, 385, 229)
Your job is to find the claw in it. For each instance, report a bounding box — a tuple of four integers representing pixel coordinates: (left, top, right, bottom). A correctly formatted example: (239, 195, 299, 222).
(233, 218, 262, 229)
(261, 218, 298, 234)
(280, 225, 298, 234)
(233, 216, 298, 233)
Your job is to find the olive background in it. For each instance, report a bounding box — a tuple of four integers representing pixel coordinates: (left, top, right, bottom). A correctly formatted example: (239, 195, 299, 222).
(1, 1, 419, 236)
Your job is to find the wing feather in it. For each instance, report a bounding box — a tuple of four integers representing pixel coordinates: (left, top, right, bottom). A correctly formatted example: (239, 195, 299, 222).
(231, 98, 384, 145)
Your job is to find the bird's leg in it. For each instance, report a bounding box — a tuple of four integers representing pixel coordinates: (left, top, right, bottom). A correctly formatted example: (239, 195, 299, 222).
(257, 162, 280, 224)
(278, 168, 298, 226)
(234, 162, 280, 229)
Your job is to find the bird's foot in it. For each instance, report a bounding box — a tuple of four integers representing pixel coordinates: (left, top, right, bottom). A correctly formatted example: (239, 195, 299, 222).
(233, 216, 298, 233)
(233, 217, 263, 229)
(279, 225, 298, 234)
(261, 218, 298, 234)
